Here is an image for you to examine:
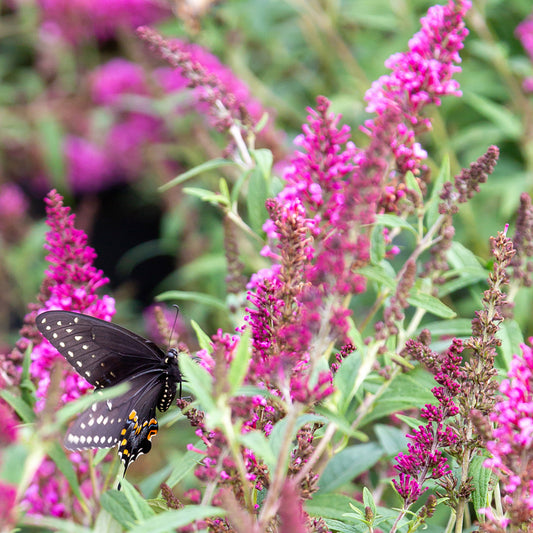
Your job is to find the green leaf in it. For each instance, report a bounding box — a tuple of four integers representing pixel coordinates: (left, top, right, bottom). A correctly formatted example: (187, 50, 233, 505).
(48, 441, 84, 502)
(438, 268, 487, 297)
(228, 329, 251, 395)
(189, 320, 213, 352)
(20, 516, 92, 533)
(374, 424, 409, 456)
(347, 318, 364, 350)
(317, 443, 384, 493)
(94, 447, 113, 466)
(127, 506, 225, 533)
(247, 165, 269, 234)
(407, 291, 456, 319)
(464, 92, 521, 140)
(426, 155, 450, 228)
(405, 170, 422, 202)
(120, 478, 154, 521)
(314, 406, 367, 440)
(0, 443, 28, 484)
(417, 318, 473, 338)
(362, 487, 376, 516)
(497, 319, 523, 371)
(179, 352, 216, 414)
(361, 369, 435, 425)
(101, 489, 137, 529)
(333, 351, 362, 412)
(448, 241, 485, 270)
(159, 158, 236, 192)
(93, 508, 123, 533)
(56, 382, 130, 425)
(370, 224, 386, 264)
(358, 265, 396, 291)
(470, 454, 494, 520)
(374, 214, 417, 237)
(252, 148, 273, 179)
(394, 414, 422, 430)
(0, 389, 35, 423)
(183, 187, 230, 206)
(166, 442, 205, 488)
(156, 290, 226, 311)
(239, 430, 277, 473)
(20, 344, 36, 408)
(305, 493, 364, 526)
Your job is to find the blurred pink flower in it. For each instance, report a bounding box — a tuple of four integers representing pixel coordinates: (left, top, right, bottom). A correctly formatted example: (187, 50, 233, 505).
(516, 13, 533, 93)
(37, 0, 170, 44)
(0, 183, 28, 240)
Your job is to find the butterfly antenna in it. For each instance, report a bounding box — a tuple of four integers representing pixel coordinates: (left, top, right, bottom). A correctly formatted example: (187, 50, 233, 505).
(168, 305, 180, 348)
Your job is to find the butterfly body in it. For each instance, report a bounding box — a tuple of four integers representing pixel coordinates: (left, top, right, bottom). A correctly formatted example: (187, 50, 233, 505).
(36, 310, 182, 479)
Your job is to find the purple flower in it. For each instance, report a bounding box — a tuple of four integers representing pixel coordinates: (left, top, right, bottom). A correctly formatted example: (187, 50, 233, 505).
(393, 339, 463, 507)
(138, 28, 278, 144)
(64, 136, 113, 194)
(0, 182, 28, 241)
(90, 59, 149, 105)
(0, 482, 17, 527)
(483, 341, 533, 521)
(22, 189, 115, 517)
(517, 14, 533, 93)
(363, 0, 470, 180)
(0, 401, 19, 446)
(37, 0, 170, 44)
(246, 97, 376, 402)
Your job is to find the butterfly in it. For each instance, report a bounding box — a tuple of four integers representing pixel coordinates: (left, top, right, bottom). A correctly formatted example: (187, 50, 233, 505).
(36, 310, 182, 486)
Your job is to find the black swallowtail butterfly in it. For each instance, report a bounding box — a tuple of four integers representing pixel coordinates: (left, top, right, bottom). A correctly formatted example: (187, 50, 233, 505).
(36, 310, 182, 485)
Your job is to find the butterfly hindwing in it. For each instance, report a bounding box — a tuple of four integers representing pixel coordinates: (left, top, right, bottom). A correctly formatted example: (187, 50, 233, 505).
(36, 310, 166, 388)
(64, 373, 163, 454)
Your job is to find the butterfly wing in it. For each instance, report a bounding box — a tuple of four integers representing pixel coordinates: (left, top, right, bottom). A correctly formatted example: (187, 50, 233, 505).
(36, 310, 165, 388)
(65, 373, 163, 482)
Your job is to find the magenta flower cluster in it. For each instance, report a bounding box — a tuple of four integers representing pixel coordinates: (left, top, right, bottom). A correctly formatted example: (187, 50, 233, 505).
(246, 96, 365, 403)
(363, 0, 471, 178)
(483, 341, 533, 524)
(23, 189, 115, 517)
(393, 339, 463, 506)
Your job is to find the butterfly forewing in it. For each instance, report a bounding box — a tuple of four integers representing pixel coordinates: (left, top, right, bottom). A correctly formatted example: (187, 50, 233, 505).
(36, 311, 166, 388)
